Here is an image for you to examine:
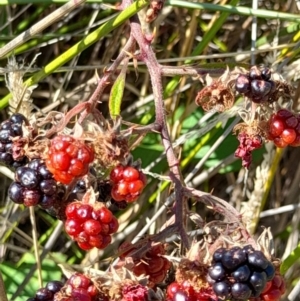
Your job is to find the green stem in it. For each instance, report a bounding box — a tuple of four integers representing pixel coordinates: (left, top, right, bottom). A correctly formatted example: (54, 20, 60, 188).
(0, 0, 149, 110)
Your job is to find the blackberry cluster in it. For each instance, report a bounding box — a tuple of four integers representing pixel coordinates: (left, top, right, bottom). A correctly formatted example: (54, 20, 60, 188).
(209, 246, 275, 301)
(8, 159, 59, 207)
(268, 109, 300, 148)
(110, 165, 147, 203)
(54, 273, 108, 301)
(46, 135, 94, 184)
(235, 66, 275, 103)
(119, 242, 171, 286)
(26, 281, 64, 301)
(64, 202, 119, 250)
(0, 113, 28, 168)
(234, 133, 263, 168)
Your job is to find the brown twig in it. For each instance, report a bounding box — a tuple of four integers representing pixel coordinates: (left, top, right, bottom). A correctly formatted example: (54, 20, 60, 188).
(0, 271, 8, 301)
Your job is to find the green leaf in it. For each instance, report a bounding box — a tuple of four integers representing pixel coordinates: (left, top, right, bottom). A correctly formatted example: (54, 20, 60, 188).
(280, 243, 300, 275)
(109, 62, 127, 119)
(0, 252, 66, 301)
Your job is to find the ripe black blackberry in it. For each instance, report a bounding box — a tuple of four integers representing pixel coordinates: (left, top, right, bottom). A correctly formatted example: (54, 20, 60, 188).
(210, 245, 275, 300)
(8, 159, 59, 207)
(26, 280, 64, 301)
(0, 113, 29, 168)
(235, 66, 275, 103)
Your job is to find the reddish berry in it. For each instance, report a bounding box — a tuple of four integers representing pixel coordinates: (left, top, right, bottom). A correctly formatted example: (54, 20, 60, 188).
(108, 216, 119, 234)
(110, 165, 124, 183)
(281, 128, 296, 144)
(83, 220, 102, 235)
(167, 282, 181, 299)
(98, 207, 113, 223)
(269, 118, 284, 137)
(88, 234, 104, 248)
(69, 273, 91, 289)
(46, 135, 94, 184)
(110, 165, 146, 203)
(65, 219, 83, 236)
(123, 167, 140, 182)
(64, 202, 117, 251)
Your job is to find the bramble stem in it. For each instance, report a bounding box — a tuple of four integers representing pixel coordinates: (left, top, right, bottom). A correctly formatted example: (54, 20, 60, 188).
(126, 1, 190, 248)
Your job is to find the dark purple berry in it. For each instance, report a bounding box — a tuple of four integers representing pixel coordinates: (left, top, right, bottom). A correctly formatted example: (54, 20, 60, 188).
(231, 283, 252, 300)
(35, 288, 53, 301)
(11, 123, 22, 136)
(261, 68, 271, 81)
(28, 159, 43, 171)
(242, 245, 254, 254)
(231, 264, 251, 282)
(208, 262, 226, 281)
(249, 66, 262, 80)
(39, 195, 56, 209)
(212, 247, 226, 263)
(249, 271, 267, 294)
(38, 165, 53, 180)
(213, 282, 230, 299)
(235, 75, 250, 94)
(0, 152, 14, 165)
(0, 129, 13, 143)
(45, 281, 64, 293)
(10, 113, 28, 124)
(26, 298, 36, 301)
(248, 251, 269, 269)
(250, 80, 272, 98)
(8, 182, 24, 204)
(264, 262, 275, 281)
(40, 179, 57, 195)
(221, 247, 246, 270)
(17, 167, 39, 189)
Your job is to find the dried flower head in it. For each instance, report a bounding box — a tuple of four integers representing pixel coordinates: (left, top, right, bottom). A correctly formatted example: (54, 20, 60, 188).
(195, 72, 235, 112)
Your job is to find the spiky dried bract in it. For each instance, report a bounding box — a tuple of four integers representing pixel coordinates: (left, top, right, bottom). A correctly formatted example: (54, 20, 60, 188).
(267, 80, 294, 103)
(93, 129, 129, 169)
(5, 56, 36, 117)
(175, 258, 209, 292)
(195, 71, 235, 112)
(145, 0, 165, 22)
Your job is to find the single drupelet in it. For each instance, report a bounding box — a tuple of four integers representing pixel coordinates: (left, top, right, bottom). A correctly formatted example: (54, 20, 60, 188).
(209, 246, 275, 301)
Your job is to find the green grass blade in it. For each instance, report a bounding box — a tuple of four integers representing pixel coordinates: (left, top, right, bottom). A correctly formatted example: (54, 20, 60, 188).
(0, 0, 148, 110)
